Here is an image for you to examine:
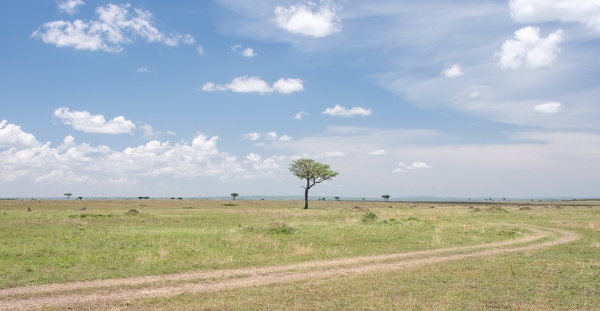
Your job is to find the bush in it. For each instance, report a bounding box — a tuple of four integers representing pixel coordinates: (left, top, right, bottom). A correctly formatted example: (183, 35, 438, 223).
(362, 212, 378, 223)
(222, 203, 238, 207)
(125, 209, 139, 215)
(267, 221, 295, 234)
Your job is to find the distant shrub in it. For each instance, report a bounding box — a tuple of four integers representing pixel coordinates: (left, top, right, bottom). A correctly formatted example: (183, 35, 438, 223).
(222, 203, 238, 207)
(267, 221, 295, 234)
(182, 206, 193, 209)
(407, 217, 421, 221)
(69, 213, 116, 219)
(390, 218, 396, 222)
(125, 209, 140, 215)
(362, 212, 378, 223)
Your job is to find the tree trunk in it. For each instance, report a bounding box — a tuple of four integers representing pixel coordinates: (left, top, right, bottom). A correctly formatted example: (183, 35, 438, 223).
(304, 179, 310, 209)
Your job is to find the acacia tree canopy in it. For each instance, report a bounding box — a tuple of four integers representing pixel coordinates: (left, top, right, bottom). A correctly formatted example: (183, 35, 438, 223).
(289, 159, 338, 209)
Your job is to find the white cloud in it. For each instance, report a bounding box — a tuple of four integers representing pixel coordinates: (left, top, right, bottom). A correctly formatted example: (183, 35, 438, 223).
(245, 153, 262, 162)
(273, 0, 342, 38)
(137, 67, 149, 73)
(367, 149, 386, 156)
(227, 76, 273, 93)
(533, 101, 561, 114)
(166, 131, 176, 136)
(509, 0, 600, 33)
(469, 91, 480, 98)
(32, 4, 194, 52)
(279, 135, 292, 141)
(183, 34, 195, 44)
(201, 82, 227, 92)
(495, 26, 565, 69)
(322, 105, 372, 117)
(58, 0, 85, 15)
(202, 76, 304, 94)
(264, 132, 278, 140)
(272, 78, 305, 94)
(0, 120, 39, 148)
(242, 132, 261, 141)
(441, 64, 464, 78)
(393, 162, 432, 173)
(196, 45, 205, 55)
(241, 47, 257, 57)
(35, 170, 90, 184)
(108, 176, 138, 186)
(253, 142, 264, 146)
(253, 158, 280, 170)
(295, 111, 309, 120)
(53, 107, 136, 134)
(231, 44, 242, 52)
(292, 151, 346, 159)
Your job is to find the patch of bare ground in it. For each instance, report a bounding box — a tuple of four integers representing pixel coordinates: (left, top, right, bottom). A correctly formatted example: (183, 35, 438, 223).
(0, 226, 578, 310)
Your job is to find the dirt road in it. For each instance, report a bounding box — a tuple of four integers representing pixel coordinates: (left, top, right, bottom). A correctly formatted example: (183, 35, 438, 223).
(0, 225, 578, 310)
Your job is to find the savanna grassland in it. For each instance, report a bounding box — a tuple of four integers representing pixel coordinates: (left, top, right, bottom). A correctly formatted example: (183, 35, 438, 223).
(0, 199, 599, 310)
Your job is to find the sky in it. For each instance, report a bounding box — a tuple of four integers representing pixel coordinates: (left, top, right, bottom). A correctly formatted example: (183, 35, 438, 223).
(1, 0, 599, 198)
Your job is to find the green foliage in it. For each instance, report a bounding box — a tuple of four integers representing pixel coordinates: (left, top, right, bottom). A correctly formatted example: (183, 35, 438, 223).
(266, 221, 295, 234)
(288, 159, 339, 181)
(231, 193, 239, 200)
(125, 209, 140, 215)
(181, 206, 193, 209)
(222, 203, 238, 207)
(362, 212, 378, 223)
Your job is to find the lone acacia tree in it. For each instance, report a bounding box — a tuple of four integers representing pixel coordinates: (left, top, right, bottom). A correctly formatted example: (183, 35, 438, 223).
(64, 193, 72, 200)
(382, 195, 390, 202)
(231, 193, 239, 200)
(289, 159, 338, 209)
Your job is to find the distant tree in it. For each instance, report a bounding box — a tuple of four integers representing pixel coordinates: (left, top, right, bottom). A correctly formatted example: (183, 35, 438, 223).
(288, 159, 338, 209)
(178, 198, 183, 200)
(503, 198, 506, 202)
(171, 197, 175, 200)
(382, 195, 390, 202)
(334, 197, 340, 201)
(231, 193, 239, 200)
(144, 197, 149, 200)
(138, 197, 143, 200)
(77, 197, 83, 200)
(322, 198, 326, 201)
(64, 193, 72, 200)
(362, 198, 365, 201)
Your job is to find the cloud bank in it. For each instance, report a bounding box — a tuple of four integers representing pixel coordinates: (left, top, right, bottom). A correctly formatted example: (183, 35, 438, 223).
(33, 3, 195, 52)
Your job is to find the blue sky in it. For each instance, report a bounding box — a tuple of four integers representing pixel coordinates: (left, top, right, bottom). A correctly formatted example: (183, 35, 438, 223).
(1, 0, 599, 198)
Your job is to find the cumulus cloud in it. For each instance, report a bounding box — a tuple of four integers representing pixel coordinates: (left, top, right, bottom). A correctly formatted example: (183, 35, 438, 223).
(245, 153, 261, 162)
(137, 67, 149, 73)
(393, 162, 432, 173)
(108, 176, 138, 186)
(242, 132, 261, 140)
(495, 26, 565, 69)
(533, 101, 561, 114)
(34, 170, 90, 184)
(264, 132, 278, 140)
(279, 135, 292, 141)
(273, 0, 342, 38)
(509, 0, 600, 33)
(58, 0, 85, 15)
(53, 107, 136, 134)
(0, 120, 39, 148)
(322, 105, 372, 117)
(295, 111, 309, 120)
(367, 149, 386, 156)
(441, 64, 464, 78)
(32, 3, 194, 52)
(202, 76, 304, 94)
(241, 47, 257, 57)
(272, 78, 305, 94)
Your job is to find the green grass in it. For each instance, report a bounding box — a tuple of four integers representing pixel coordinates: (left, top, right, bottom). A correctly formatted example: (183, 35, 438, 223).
(2, 200, 600, 310)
